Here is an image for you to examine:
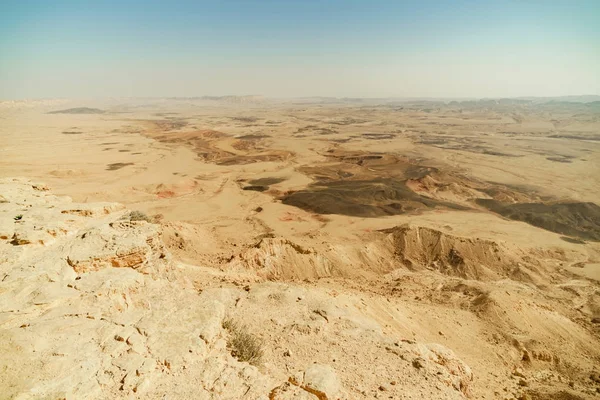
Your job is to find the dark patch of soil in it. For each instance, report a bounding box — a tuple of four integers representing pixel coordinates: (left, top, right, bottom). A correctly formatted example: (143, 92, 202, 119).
(215, 152, 293, 165)
(362, 133, 396, 140)
(249, 177, 286, 186)
(327, 153, 383, 166)
(237, 134, 270, 139)
(282, 178, 467, 217)
(547, 156, 574, 163)
(300, 151, 439, 184)
(560, 236, 586, 244)
(329, 118, 366, 125)
(415, 136, 521, 157)
(230, 116, 260, 123)
(476, 199, 600, 241)
(106, 163, 134, 171)
(243, 185, 268, 192)
(481, 150, 522, 157)
(315, 128, 338, 135)
(418, 139, 448, 145)
(549, 134, 600, 141)
(61, 131, 83, 135)
(296, 125, 338, 135)
(329, 138, 352, 143)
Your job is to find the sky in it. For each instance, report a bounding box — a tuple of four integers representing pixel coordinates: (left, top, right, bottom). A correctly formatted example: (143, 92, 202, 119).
(0, 0, 599, 99)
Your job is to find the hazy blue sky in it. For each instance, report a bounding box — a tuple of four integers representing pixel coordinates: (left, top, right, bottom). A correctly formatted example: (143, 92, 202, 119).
(1, 0, 599, 99)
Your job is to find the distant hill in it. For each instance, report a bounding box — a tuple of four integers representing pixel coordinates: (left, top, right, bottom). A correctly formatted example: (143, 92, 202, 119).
(514, 95, 600, 103)
(164, 96, 266, 104)
(202, 95, 265, 104)
(48, 107, 105, 114)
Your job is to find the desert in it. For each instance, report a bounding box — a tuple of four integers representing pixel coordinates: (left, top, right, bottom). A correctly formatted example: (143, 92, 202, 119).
(1, 96, 599, 399)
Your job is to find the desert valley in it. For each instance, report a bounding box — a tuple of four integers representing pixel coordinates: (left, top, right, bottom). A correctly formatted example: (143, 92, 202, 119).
(1, 96, 599, 399)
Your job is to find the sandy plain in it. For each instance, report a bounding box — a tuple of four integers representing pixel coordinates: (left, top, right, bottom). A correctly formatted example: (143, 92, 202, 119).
(1, 96, 599, 399)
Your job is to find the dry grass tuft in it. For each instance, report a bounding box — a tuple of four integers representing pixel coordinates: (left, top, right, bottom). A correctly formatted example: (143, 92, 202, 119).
(129, 210, 152, 223)
(222, 319, 263, 365)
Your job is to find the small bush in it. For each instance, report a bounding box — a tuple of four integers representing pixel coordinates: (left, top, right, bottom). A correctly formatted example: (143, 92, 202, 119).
(128, 210, 152, 223)
(222, 319, 263, 365)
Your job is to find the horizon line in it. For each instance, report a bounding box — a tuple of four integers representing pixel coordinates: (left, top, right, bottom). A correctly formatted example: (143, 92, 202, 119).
(2, 94, 600, 102)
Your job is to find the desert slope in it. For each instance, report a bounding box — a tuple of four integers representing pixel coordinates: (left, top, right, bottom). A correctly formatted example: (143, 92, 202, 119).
(1, 179, 478, 399)
(1, 179, 599, 399)
(1, 98, 600, 399)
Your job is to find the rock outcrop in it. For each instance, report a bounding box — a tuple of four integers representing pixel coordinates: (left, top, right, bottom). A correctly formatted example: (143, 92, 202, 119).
(229, 237, 334, 280)
(0, 179, 273, 398)
(0, 179, 480, 399)
(4, 179, 598, 399)
(380, 224, 541, 282)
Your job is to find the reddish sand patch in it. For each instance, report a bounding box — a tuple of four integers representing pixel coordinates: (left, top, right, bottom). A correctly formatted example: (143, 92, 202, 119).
(157, 190, 176, 198)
